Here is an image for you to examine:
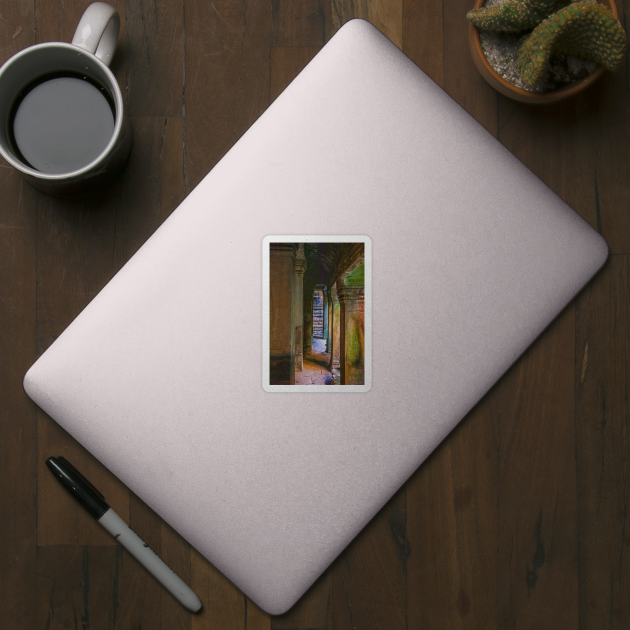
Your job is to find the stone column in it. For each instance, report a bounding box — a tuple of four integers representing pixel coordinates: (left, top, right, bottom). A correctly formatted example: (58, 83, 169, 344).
(329, 284, 341, 375)
(338, 286, 365, 385)
(322, 288, 329, 348)
(326, 287, 333, 353)
(303, 284, 313, 357)
(293, 245, 306, 372)
(269, 243, 295, 385)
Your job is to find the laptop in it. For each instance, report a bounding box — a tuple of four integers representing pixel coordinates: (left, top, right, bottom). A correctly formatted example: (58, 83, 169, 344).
(23, 19, 608, 614)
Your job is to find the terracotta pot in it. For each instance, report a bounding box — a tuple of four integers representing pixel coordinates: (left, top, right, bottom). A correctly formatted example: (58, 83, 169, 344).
(468, 0, 619, 103)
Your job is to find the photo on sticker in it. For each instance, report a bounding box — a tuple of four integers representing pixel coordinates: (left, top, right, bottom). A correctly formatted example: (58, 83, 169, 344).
(268, 241, 366, 387)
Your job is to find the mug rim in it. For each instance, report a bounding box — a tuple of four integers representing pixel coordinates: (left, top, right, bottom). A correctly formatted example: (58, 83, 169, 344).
(0, 41, 125, 181)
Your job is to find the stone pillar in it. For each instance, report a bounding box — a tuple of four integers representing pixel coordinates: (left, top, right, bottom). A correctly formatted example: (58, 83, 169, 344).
(294, 245, 306, 372)
(338, 286, 365, 385)
(322, 288, 329, 347)
(329, 284, 341, 375)
(326, 287, 333, 353)
(269, 243, 295, 385)
(303, 284, 313, 357)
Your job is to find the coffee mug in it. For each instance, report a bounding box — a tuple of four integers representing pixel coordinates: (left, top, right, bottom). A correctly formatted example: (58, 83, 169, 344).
(0, 2, 132, 197)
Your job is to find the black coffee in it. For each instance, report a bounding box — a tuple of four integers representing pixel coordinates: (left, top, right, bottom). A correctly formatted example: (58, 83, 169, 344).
(10, 73, 115, 174)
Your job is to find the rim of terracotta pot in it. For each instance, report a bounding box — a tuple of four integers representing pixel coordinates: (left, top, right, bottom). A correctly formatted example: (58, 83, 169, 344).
(468, 0, 618, 103)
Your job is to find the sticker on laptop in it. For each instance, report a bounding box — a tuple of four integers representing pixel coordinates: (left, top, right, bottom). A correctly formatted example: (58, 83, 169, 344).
(262, 235, 372, 392)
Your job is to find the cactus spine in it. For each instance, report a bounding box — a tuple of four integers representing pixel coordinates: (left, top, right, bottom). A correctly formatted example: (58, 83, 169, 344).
(467, 0, 568, 33)
(516, 1, 627, 85)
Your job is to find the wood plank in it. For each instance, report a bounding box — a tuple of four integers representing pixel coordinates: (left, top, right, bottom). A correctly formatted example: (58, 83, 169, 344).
(443, 0, 497, 131)
(407, 392, 499, 629)
(331, 486, 407, 630)
(270, 47, 321, 103)
(34, 187, 121, 354)
(271, 573, 332, 629)
(496, 96, 598, 224)
(583, 72, 630, 254)
(190, 548, 247, 630)
(184, 0, 272, 192)
(493, 59, 629, 256)
(492, 34, 626, 627)
(575, 256, 630, 629)
(497, 305, 578, 628)
(37, 416, 129, 546)
(36, 545, 118, 630)
(35, 0, 127, 95)
(126, 0, 184, 117)
(247, 599, 273, 630)
(271, 0, 331, 46)
(109, 494, 192, 629)
(112, 116, 185, 270)
(402, 0, 444, 88)
(492, 65, 618, 630)
(331, 0, 402, 48)
(0, 0, 36, 56)
(36, 0, 123, 45)
(0, 5, 39, 629)
(159, 117, 187, 220)
(0, 127, 38, 630)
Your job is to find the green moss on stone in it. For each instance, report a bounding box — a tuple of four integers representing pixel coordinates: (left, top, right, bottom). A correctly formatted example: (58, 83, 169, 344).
(346, 324, 362, 365)
(343, 264, 364, 287)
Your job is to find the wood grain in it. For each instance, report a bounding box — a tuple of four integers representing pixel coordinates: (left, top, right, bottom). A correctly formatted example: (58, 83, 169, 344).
(270, 47, 322, 103)
(35, 0, 127, 97)
(407, 392, 499, 629)
(497, 304, 579, 629)
(115, 495, 192, 629)
(0, 147, 38, 630)
(576, 256, 630, 629)
(36, 545, 119, 630)
(37, 416, 129, 546)
(184, 0, 271, 191)
(494, 62, 630, 258)
(125, 0, 184, 117)
(112, 116, 185, 270)
(332, 0, 403, 48)
(0, 5, 38, 629)
(271, 0, 332, 46)
(271, 573, 332, 629)
(331, 486, 408, 630)
(190, 549, 248, 630)
(583, 72, 630, 254)
(443, 0, 497, 131)
(403, 0, 444, 87)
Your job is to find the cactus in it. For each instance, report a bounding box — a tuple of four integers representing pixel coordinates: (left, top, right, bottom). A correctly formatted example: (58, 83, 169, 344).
(516, 1, 627, 85)
(467, 0, 568, 33)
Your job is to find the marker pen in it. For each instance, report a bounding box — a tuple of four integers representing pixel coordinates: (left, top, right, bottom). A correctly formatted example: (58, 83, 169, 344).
(46, 456, 202, 613)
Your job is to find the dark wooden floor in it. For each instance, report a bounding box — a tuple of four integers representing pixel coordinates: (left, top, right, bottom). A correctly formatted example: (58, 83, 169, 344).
(1, 0, 629, 628)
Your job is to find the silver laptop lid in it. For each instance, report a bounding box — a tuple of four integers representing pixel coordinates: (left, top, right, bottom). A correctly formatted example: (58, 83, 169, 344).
(24, 19, 607, 614)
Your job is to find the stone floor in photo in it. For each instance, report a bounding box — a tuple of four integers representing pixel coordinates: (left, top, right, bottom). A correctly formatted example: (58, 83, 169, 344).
(295, 337, 338, 385)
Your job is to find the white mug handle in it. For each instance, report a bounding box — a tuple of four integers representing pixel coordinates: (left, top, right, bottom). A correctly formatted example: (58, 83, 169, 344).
(71, 2, 120, 67)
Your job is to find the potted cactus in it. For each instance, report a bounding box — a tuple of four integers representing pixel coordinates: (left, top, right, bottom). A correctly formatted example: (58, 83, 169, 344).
(467, 0, 627, 102)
